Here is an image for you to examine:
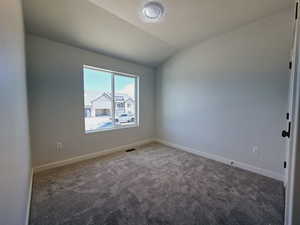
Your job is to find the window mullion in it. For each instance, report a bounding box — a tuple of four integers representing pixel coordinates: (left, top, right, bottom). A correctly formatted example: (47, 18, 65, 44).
(135, 77, 138, 126)
(112, 73, 116, 128)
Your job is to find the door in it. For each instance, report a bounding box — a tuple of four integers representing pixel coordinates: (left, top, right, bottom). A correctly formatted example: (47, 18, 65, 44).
(285, 1, 300, 224)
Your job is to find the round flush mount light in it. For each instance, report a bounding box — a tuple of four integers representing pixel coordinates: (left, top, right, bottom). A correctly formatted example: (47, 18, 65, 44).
(140, 1, 165, 23)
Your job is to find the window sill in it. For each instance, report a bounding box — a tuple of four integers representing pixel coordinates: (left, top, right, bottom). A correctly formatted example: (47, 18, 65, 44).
(84, 124, 139, 134)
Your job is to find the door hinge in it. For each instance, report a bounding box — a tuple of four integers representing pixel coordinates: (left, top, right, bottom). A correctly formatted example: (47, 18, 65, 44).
(296, 2, 299, 20)
(289, 61, 292, 70)
(284, 161, 287, 169)
(287, 112, 290, 120)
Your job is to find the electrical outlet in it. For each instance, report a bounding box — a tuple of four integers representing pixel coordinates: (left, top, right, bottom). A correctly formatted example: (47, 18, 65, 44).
(252, 146, 261, 161)
(252, 146, 259, 154)
(56, 142, 63, 151)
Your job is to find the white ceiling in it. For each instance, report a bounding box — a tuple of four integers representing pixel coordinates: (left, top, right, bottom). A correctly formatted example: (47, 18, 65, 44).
(24, 0, 292, 67)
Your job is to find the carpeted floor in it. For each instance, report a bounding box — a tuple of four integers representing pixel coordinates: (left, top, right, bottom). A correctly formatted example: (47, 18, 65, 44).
(30, 143, 284, 225)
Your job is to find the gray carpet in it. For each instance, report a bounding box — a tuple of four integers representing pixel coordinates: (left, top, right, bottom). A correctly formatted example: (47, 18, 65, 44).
(30, 143, 284, 225)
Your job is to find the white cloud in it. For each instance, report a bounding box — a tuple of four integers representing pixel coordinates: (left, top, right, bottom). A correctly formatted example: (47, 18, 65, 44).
(120, 83, 135, 98)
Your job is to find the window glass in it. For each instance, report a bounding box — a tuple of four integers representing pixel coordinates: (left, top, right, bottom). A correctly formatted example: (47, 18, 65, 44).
(114, 75, 136, 126)
(83, 66, 138, 133)
(84, 67, 113, 132)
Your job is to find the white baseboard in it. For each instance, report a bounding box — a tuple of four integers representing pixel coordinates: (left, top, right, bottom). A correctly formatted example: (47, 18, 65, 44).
(32, 137, 284, 181)
(155, 139, 284, 182)
(33, 139, 154, 173)
(26, 169, 33, 225)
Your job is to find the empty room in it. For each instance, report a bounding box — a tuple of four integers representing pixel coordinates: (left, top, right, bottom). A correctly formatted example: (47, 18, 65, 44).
(3, 0, 300, 225)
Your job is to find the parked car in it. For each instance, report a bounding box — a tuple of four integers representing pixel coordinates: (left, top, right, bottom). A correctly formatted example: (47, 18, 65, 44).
(116, 114, 135, 123)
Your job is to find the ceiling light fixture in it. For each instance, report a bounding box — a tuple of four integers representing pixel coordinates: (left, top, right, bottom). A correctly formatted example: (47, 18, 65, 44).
(140, 1, 165, 23)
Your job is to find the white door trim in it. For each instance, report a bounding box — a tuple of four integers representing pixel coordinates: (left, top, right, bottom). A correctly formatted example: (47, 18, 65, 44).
(285, 1, 300, 224)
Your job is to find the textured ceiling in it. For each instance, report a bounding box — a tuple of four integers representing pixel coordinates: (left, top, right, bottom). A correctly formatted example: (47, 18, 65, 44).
(24, 0, 292, 67)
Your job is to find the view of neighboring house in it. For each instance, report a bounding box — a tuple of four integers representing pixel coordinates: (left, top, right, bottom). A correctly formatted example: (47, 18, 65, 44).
(84, 91, 135, 118)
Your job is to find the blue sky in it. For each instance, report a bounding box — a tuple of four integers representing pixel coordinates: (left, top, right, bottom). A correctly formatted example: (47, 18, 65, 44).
(84, 68, 134, 95)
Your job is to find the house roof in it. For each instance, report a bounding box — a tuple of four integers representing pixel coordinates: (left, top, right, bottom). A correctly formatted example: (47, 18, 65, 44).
(84, 91, 133, 107)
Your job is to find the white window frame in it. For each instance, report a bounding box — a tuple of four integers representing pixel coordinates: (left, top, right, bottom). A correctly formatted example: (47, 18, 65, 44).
(83, 65, 139, 134)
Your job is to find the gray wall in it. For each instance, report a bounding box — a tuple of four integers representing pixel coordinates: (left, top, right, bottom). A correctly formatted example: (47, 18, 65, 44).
(26, 35, 155, 167)
(0, 0, 32, 225)
(156, 10, 291, 177)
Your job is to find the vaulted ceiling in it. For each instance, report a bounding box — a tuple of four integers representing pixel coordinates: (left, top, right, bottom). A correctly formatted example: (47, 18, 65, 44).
(24, 0, 292, 67)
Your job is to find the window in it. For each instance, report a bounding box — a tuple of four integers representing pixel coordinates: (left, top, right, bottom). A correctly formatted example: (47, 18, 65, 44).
(83, 65, 138, 133)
